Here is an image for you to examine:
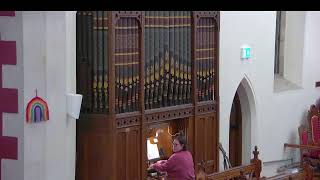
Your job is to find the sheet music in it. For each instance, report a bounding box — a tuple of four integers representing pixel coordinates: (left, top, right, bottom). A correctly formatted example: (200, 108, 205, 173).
(147, 138, 160, 160)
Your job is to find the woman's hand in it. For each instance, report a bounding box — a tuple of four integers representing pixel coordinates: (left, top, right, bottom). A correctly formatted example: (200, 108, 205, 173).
(149, 163, 155, 169)
(158, 160, 166, 164)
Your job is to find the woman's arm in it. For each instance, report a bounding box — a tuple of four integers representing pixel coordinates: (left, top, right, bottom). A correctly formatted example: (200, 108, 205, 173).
(152, 154, 177, 172)
(149, 160, 166, 169)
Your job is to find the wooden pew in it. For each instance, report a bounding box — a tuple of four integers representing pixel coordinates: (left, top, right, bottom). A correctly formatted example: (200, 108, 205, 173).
(262, 161, 313, 180)
(197, 146, 262, 180)
(197, 145, 314, 180)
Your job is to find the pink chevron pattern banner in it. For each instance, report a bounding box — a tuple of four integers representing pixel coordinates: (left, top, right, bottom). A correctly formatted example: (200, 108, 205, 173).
(0, 40, 18, 180)
(0, 11, 15, 16)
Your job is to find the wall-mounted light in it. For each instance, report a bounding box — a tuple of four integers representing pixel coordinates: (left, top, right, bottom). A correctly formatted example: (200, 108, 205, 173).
(153, 129, 164, 143)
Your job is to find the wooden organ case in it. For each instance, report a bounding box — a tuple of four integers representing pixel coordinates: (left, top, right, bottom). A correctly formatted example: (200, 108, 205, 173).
(76, 11, 220, 180)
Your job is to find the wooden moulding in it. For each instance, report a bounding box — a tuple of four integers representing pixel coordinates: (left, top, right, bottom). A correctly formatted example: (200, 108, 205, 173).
(145, 104, 194, 124)
(114, 100, 216, 128)
(115, 111, 141, 128)
(196, 100, 216, 115)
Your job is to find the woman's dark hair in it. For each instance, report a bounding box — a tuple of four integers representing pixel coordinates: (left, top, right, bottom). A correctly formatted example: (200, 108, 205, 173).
(173, 132, 188, 151)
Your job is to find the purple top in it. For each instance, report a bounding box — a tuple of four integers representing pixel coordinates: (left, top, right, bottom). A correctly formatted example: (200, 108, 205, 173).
(153, 151, 195, 180)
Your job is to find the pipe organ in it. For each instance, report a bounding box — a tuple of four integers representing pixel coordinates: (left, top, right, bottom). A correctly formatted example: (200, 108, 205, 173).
(76, 11, 219, 180)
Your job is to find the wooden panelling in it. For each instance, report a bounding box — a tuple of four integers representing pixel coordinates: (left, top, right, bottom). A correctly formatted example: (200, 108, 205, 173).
(76, 115, 113, 180)
(116, 126, 141, 180)
(195, 115, 217, 174)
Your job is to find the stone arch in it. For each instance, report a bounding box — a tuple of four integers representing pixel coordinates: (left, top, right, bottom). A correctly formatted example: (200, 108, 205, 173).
(235, 75, 257, 164)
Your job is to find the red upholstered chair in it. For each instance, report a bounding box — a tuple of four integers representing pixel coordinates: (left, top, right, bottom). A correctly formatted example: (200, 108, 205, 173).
(299, 125, 320, 161)
(308, 105, 319, 138)
(285, 104, 320, 176)
(284, 105, 320, 179)
(300, 105, 320, 173)
(311, 115, 320, 145)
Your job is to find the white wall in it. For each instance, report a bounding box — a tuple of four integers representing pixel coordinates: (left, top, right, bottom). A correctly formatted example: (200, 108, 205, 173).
(219, 11, 276, 168)
(0, 12, 24, 180)
(23, 11, 47, 180)
(65, 11, 77, 180)
(23, 11, 76, 180)
(219, 11, 320, 175)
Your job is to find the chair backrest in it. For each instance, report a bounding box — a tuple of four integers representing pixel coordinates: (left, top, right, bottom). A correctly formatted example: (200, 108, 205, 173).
(309, 105, 318, 118)
(311, 115, 320, 144)
(299, 125, 308, 146)
(298, 125, 310, 162)
(307, 105, 319, 144)
(297, 105, 320, 162)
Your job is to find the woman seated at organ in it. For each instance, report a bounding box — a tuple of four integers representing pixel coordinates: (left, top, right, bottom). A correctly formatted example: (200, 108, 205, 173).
(148, 133, 195, 180)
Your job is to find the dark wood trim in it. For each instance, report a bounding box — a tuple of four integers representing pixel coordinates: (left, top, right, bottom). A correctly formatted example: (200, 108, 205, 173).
(191, 11, 199, 173)
(145, 106, 194, 124)
(108, 11, 116, 115)
(145, 103, 193, 114)
(138, 12, 145, 113)
(116, 114, 141, 128)
(192, 12, 198, 106)
(197, 101, 216, 114)
(108, 11, 117, 179)
(215, 11, 220, 170)
(116, 111, 141, 119)
(138, 12, 147, 179)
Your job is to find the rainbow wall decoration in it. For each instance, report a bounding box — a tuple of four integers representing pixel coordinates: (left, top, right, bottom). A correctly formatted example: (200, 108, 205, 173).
(26, 95, 49, 123)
